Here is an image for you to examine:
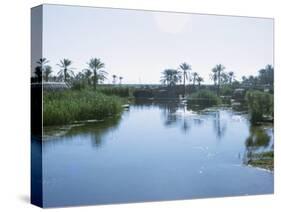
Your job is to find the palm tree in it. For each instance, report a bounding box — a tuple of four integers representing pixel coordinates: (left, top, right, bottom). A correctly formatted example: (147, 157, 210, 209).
(83, 69, 92, 85)
(57, 58, 74, 82)
(259, 64, 274, 86)
(85, 58, 107, 90)
(161, 69, 181, 86)
(212, 64, 225, 95)
(34, 66, 42, 81)
(34, 58, 49, 81)
(210, 68, 218, 86)
(196, 76, 204, 88)
(43, 65, 52, 82)
(179, 63, 192, 95)
(36, 58, 49, 67)
(112, 75, 117, 84)
(191, 72, 198, 87)
(228, 71, 234, 84)
(221, 72, 229, 85)
(119, 76, 123, 85)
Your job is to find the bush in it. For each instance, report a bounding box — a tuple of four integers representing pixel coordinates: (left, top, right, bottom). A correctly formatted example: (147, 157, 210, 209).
(189, 90, 221, 106)
(220, 86, 233, 96)
(71, 80, 88, 91)
(245, 90, 273, 123)
(43, 90, 123, 126)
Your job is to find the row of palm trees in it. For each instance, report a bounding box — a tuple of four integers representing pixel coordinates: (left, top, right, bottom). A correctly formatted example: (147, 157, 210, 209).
(112, 75, 123, 85)
(161, 62, 235, 95)
(34, 57, 124, 90)
(241, 65, 273, 88)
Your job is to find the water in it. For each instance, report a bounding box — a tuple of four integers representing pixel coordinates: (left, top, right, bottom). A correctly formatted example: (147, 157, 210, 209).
(42, 100, 273, 207)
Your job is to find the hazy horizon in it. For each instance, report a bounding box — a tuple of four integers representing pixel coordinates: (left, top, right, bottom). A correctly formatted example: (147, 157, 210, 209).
(38, 5, 273, 84)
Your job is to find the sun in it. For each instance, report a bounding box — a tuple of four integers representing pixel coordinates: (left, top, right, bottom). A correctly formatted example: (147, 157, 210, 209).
(153, 12, 191, 34)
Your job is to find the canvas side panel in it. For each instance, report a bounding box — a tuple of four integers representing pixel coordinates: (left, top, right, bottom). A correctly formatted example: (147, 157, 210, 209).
(31, 5, 43, 208)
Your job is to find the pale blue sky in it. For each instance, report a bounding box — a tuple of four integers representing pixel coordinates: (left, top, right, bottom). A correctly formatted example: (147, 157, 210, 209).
(42, 4, 273, 84)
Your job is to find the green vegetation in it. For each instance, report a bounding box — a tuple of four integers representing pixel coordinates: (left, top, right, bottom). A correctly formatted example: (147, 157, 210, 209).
(57, 58, 74, 82)
(247, 151, 274, 171)
(83, 58, 107, 90)
(31, 56, 274, 126)
(43, 90, 123, 126)
(189, 90, 221, 106)
(241, 65, 273, 91)
(220, 85, 233, 96)
(160, 69, 181, 86)
(179, 63, 192, 95)
(98, 86, 132, 97)
(245, 90, 273, 123)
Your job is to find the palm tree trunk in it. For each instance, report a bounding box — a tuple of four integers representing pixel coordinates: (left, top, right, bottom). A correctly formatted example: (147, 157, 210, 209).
(183, 72, 186, 97)
(64, 68, 67, 82)
(93, 70, 97, 90)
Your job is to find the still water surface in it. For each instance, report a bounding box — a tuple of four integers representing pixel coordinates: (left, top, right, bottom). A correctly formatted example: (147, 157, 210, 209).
(42, 100, 273, 207)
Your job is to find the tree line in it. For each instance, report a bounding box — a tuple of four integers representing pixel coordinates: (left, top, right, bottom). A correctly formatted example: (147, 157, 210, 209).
(160, 62, 273, 95)
(32, 57, 124, 90)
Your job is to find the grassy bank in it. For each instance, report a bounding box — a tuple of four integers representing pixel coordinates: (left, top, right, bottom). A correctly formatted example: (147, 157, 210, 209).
(247, 151, 274, 171)
(43, 89, 123, 126)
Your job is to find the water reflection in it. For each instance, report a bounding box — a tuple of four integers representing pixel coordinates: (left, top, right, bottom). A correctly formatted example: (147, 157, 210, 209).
(154, 100, 228, 139)
(212, 111, 227, 139)
(43, 115, 122, 148)
(42, 99, 273, 207)
(243, 125, 274, 164)
(245, 126, 272, 151)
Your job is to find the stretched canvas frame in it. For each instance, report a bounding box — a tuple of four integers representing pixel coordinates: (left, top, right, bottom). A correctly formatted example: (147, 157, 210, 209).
(31, 4, 274, 208)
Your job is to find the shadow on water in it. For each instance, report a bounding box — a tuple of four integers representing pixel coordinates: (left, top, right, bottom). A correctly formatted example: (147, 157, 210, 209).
(43, 115, 122, 148)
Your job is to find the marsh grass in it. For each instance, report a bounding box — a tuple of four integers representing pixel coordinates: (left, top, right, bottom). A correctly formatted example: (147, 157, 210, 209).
(43, 90, 123, 126)
(97, 86, 132, 97)
(189, 90, 222, 106)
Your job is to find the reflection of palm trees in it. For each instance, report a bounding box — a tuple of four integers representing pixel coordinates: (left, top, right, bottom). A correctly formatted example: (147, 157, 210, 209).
(46, 116, 122, 148)
(157, 101, 193, 134)
(88, 117, 121, 148)
(162, 102, 179, 126)
(245, 126, 271, 151)
(181, 119, 191, 134)
(213, 110, 226, 139)
(243, 125, 273, 164)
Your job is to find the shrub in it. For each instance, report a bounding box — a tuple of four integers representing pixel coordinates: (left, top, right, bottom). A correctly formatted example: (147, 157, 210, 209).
(245, 90, 273, 123)
(220, 86, 233, 96)
(71, 80, 88, 91)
